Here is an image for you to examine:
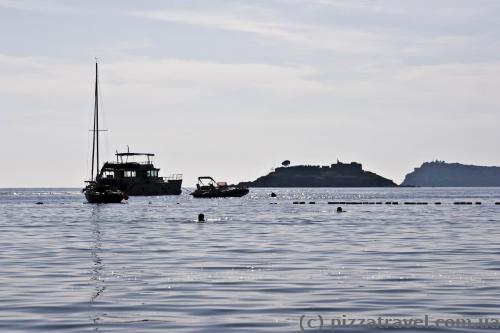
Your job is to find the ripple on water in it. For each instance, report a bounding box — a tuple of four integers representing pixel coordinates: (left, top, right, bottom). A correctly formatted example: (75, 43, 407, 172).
(1, 188, 500, 332)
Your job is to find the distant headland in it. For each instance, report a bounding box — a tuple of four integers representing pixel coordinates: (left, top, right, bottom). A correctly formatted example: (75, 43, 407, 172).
(239, 161, 397, 187)
(401, 161, 500, 187)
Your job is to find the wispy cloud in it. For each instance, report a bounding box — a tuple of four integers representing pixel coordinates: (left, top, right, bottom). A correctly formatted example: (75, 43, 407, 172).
(134, 8, 395, 56)
(0, 0, 86, 13)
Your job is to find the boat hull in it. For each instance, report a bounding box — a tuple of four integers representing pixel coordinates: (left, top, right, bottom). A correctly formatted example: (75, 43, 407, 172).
(191, 187, 249, 198)
(83, 184, 124, 203)
(85, 191, 124, 203)
(98, 179, 182, 196)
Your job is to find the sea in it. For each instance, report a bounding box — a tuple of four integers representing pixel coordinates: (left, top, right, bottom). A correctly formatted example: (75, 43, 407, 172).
(1, 187, 500, 333)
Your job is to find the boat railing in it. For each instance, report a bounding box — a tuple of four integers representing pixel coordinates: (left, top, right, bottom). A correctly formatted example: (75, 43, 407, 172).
(164, 174, 183, 181)
(106, 161, 153, 165)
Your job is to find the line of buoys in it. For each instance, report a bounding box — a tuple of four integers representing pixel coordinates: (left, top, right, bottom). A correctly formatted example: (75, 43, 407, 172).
(290, 201, 496, 205)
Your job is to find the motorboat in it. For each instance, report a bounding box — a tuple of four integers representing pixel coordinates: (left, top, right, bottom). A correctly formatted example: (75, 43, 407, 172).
(191, 177, 249, 198)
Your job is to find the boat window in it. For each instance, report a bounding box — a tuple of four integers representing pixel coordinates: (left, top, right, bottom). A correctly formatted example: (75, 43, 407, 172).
(103, 171, 114, 178)
(147, 170, 158, 177)
(124, 170, 136, 178)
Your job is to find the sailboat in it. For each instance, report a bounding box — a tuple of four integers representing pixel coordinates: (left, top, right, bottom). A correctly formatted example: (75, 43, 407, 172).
(83, 62, 125, 204)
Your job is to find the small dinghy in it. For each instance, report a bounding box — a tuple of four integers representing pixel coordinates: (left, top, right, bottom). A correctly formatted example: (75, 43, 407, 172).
(191, 177, 249, 198)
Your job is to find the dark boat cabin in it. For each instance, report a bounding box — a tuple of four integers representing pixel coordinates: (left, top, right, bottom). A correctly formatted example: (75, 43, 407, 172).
(96, 152, 182, 195)
(99, 153, 159, 180)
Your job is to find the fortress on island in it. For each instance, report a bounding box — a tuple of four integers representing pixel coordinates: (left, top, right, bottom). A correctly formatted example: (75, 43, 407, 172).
(239, 160, 397, 188)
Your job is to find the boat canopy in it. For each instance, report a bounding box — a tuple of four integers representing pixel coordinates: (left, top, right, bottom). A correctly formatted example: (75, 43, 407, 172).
(115, 152, 155, 164)
(116, 152, 154, 156)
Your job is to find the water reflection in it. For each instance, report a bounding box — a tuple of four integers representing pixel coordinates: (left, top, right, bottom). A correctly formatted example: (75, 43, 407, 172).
(89, 206, 105, 332)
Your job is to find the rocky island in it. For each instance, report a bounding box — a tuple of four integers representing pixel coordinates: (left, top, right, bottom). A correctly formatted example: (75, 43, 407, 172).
(239, 161, 397, 187)
(401, 161, 500, 187)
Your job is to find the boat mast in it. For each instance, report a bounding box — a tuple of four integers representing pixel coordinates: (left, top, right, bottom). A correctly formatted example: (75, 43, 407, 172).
(90, 63, 97, 181)
(90, 62, 100, 181)
(95, 62, 99, 179)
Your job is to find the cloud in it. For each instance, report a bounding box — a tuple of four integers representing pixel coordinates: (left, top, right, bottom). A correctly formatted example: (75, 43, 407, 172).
(0, 0, 87, 13)
(134, 8, 395, 56)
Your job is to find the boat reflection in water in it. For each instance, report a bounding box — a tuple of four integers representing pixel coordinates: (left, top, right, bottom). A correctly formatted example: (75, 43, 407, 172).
(191, 176, 249, 198)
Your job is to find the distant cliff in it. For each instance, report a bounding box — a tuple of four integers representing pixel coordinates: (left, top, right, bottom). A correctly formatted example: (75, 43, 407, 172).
(239, 162, 397, 187)
(401, 161, 500, 187)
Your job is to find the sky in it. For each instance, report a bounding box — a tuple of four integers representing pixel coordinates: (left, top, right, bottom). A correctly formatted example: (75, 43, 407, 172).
(1, 0, 499, 187)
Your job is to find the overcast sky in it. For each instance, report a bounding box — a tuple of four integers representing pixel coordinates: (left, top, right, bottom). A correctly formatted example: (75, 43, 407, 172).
(1, 0, 499, 187)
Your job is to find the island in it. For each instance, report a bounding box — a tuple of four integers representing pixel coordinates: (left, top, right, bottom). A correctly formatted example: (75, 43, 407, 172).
(401, 161, 500, 187)
(239, 161, 397, 187)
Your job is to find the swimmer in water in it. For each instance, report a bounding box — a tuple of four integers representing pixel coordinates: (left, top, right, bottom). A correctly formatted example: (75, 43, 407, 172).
(198, 213, 205, 222)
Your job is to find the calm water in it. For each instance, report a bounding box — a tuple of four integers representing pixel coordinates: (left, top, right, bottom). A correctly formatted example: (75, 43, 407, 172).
(1, 188, 500, 332)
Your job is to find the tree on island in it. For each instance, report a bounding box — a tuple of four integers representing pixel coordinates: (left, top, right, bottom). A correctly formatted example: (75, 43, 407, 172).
(281, 160, 290, 167)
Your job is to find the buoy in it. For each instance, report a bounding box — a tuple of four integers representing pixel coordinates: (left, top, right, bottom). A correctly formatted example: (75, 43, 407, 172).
(336, 207, 343, 213)
(496, 202, 500, 205)
(376, 202, 382, 204)
(270, 192, 277, 197)
(198, 213, 205, 222)
(35, 202, 43, 205)
(309, 201, 315, 204)
(385, 202, 392, 205)
(435, 202, 442, 205)
(293, 201, 299, 204)
(299, 201, 305, 204)
(475, 202, 481, 205)
(392, 202, 398, 205)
